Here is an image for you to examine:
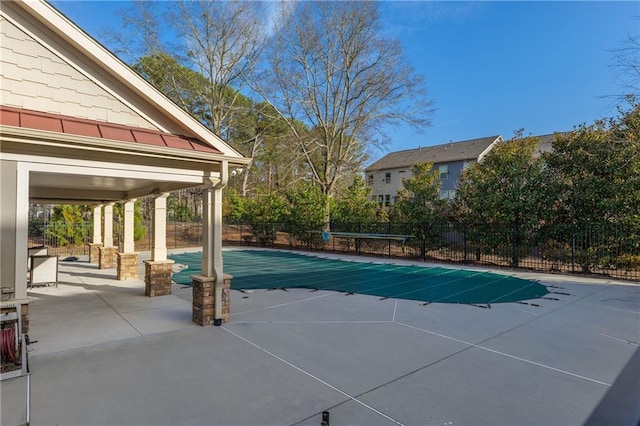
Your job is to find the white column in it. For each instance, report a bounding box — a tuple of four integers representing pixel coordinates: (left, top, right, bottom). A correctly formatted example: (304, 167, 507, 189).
(92, 205, 102, 244)
(212, 185, 224, 281)
(123, 199, 136, 253)
(151, 194, 169, 261)
(202, 187, 214, 277)
(103, 203, 114, 247)
(0, 160, 29, 300)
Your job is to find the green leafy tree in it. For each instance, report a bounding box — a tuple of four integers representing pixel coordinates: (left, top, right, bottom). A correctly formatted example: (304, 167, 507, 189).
(167, 194, 195, 222)
(544, 103, 640, 228)
(47, 205, 90, 245)
(223, 188, 245, 221)
(332, 176, 381, 226)
(242, 191, 288, 246)
(284, 182, 329, 247)
(454, 134, 555, 266)
(544, 102, 640, 271)
(391, 163, 447, 257)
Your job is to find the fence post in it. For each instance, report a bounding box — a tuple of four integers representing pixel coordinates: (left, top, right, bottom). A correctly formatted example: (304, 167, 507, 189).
(463, 225, 468, 264)
(511, 222, 518, 268)
(388, 221, 392, 258)
(571, 226, 576, 274)
(422, 223, 427, 262)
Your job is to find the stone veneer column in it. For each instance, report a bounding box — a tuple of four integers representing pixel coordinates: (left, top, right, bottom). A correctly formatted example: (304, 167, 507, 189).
(144, 260, 174, 296)
(117, 200, 138, 280)
(117, 252, 139, 280)
(88, 205, 103, 263)
(192, 273, 232, 326)
(144, 194, 173, 296)
(20, 303, 28, 334)
(99, 203, 116, 269)
(98, 246, 117, 269)
(88, 243, 103, 264)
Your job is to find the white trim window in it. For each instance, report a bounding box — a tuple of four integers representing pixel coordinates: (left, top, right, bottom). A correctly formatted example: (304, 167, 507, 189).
(439, 165, 449, 180)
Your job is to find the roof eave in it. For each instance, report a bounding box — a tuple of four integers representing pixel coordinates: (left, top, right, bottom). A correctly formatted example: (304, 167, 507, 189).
(0, 125, 252, 167)
(11, 0, 245, 160)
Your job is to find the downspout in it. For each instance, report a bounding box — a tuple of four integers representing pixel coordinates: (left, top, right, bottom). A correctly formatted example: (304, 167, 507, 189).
(213, 160, 228, 326)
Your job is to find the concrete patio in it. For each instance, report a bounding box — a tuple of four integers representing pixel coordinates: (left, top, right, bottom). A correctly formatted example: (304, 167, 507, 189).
(2, 248, 639, 425)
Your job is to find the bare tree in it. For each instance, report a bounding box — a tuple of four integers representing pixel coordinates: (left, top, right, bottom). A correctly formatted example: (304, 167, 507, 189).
(609, 33, 640, 101)
(253, 1, 433, 221)
(109, 0, 266, 137)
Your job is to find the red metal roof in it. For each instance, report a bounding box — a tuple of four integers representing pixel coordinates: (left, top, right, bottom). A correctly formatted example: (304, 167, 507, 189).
(0, 105, 223, 154)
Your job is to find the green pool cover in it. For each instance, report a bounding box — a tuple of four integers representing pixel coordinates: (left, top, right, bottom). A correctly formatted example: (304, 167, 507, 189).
(169, 250, 548, 305)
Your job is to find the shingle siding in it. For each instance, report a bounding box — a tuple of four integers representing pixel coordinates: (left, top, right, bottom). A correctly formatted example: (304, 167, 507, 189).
(0, 16, 157, 130)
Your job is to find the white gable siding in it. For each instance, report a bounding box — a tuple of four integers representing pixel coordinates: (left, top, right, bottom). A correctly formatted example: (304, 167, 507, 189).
(367, 167, 411, 205)
(0, 16, 157, 130)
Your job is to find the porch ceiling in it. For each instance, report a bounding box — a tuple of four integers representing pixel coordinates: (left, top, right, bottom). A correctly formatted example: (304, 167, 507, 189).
(28, 171, 199, 204)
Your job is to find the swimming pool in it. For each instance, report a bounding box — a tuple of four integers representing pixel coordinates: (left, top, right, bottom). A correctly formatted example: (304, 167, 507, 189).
(169, 249, 548, 305)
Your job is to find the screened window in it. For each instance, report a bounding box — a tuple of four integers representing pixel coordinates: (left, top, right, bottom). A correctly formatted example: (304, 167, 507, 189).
(439, 165, 449, 180)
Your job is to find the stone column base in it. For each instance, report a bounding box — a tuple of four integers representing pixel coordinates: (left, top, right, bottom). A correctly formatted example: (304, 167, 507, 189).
(144, 260, 174, 296)
(21, 303, 29, 335)
(192, 273, 232, 326)
(117, 252, 139, 280)
(88, 243, 103, 264)
(98, 246, 117, 269)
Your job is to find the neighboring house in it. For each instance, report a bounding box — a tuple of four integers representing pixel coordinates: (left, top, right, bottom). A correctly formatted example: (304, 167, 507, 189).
(532, 132, 567, 158)
(365, 135, 502, 204)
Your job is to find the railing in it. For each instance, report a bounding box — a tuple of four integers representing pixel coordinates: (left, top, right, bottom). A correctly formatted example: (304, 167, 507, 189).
(27, 220, 640, 280)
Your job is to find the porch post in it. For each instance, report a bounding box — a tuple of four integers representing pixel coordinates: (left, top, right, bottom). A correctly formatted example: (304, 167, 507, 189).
(88, 205, 103, 263)
(144, 193, 173, 296)
(193, 161, 231, 326)
(98, 203, 116, 269)
(202, 187, 214, 278)
(151, 194, 168, 262)
(103, 203, 114, 247)
(117, 199, 138, 280)
(123, 199, 136, 254)
(0, 160, 30, 332)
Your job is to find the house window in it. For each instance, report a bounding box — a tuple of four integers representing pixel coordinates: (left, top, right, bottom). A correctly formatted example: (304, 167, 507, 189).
(378, 195, 384, 204)
(439, 190, 457, 200)
(385, 194, 390, 206)
(385, 172, 391, 184)
(439, 165, 449, 180)
(367, 174, 373, 186)
(392, 195, 398, 204)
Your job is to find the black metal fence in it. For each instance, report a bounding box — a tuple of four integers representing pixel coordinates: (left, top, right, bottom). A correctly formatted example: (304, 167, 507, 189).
(222, 221, 640, 280)
(28, 220, 640, 280)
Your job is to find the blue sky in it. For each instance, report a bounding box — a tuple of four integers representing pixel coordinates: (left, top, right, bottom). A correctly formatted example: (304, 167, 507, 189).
(51, 1, 638, 156)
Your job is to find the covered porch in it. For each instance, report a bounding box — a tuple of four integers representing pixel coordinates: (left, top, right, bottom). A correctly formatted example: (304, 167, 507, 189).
(21, 250, 198, 355)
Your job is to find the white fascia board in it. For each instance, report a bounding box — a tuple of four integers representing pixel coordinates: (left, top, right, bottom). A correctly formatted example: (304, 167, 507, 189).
(1, 125, 252, 168)
(477, 135, 503, 162)
(2, 152, 205, 184)
(12, 0, 245, 159)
